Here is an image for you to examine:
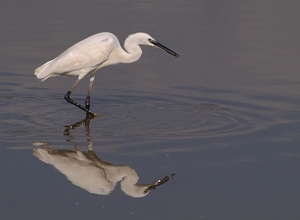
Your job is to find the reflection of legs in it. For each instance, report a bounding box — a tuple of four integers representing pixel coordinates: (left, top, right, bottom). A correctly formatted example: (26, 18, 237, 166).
(64, 77, 97, 117)
(63, 114, 95, 150)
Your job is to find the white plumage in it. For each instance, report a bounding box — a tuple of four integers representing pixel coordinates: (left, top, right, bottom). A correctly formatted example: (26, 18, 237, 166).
(35, 32, 179, 116)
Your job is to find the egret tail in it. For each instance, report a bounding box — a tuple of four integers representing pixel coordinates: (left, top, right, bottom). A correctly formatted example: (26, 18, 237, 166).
(34, 59, 56, 82)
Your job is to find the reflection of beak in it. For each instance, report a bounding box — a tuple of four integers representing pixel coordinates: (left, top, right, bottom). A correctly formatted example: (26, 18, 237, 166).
(144, 174, 175, 194)
(150, 39, 180, 58)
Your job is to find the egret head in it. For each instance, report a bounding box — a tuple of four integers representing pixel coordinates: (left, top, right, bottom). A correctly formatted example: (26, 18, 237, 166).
(147, 37, 180, 58)
(129, 32, 180, 58)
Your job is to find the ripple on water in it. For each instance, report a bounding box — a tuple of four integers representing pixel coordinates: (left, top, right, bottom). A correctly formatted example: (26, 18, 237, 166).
(1, 81, 289, 146)
(92, 94, 284, 140)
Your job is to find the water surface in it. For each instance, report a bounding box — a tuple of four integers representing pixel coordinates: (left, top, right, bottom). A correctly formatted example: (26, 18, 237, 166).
(1, 1, 300, 219)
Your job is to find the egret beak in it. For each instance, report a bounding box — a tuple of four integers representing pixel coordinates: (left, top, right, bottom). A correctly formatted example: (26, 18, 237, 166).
(143, 175, 171, 194)
(149, 39, 180, 58)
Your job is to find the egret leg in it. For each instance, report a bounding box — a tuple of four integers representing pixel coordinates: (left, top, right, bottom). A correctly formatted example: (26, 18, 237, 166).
(85, 76, 95, 110)
(64, 79, 97, 117)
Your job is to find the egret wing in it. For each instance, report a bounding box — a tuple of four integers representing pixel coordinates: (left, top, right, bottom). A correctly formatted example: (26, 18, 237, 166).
(35, 33, 117, 81)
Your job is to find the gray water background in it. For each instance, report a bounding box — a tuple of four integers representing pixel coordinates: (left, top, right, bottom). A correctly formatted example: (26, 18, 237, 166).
(1, 1, 300, 219)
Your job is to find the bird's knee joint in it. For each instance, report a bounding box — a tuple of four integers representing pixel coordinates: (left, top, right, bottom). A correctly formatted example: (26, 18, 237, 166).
(64, 91, 72, 100)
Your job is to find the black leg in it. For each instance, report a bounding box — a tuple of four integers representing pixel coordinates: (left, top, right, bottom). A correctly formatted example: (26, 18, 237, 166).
(64, 91, 97, 117)
(85, 96, 91, 110)
(64, 78, 97, 117)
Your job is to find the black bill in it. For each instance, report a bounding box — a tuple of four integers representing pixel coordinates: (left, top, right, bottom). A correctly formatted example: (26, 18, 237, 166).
(150, 39, 180, 58)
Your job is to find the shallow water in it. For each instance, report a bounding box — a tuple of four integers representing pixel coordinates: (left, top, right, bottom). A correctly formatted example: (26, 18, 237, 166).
(1, 1, 300, 219)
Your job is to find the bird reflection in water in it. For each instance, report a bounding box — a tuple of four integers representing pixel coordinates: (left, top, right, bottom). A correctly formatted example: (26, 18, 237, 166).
(33, 116, 175, 198)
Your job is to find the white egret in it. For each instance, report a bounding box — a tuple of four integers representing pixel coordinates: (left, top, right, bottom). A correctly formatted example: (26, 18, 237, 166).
(34, 32, 179, 116)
